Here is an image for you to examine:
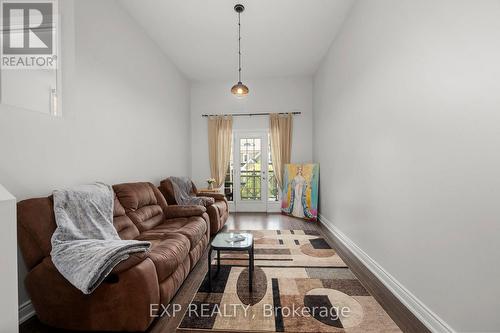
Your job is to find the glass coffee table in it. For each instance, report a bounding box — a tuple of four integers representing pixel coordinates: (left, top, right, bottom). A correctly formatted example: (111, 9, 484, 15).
(208, 232, 254, 292)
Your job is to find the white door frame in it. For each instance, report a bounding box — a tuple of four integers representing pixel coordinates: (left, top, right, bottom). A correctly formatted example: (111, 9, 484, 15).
(228, 129, 282, 213)
(233, 130, 268, 212)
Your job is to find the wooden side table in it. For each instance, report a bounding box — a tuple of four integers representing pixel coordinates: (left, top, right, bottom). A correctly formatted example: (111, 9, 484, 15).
(198, 188, 221, 193)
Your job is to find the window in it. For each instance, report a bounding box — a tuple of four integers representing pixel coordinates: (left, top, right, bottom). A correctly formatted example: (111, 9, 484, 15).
(240, 138, 262, 200)
(1, 1, 62, 116)
(224, 133, 278, 202)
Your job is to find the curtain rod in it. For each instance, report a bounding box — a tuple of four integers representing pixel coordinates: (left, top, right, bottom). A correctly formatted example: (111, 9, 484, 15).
(201, 112, 301, 117)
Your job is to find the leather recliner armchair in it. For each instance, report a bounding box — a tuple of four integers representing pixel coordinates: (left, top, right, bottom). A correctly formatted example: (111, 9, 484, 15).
(159, 178, 229, 235)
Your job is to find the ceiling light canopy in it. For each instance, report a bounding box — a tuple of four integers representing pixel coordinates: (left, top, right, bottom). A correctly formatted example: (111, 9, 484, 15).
(231, 4, 249, 98)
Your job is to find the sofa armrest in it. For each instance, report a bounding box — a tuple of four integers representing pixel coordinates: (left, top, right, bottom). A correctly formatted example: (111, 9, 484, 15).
(164, 205, 206, 218)
(197, 192, 226, 201)
(26, 256, 159, 331)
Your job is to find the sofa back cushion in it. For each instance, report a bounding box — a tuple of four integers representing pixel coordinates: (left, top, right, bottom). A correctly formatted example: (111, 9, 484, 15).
(159, 178, 197, 205)
(158, 179, 176, 205)
(113, 196, 140, 240)
(113, 182, 168, 232)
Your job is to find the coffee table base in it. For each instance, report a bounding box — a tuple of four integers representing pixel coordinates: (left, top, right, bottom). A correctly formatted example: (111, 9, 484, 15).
(207, 246, 254, 292)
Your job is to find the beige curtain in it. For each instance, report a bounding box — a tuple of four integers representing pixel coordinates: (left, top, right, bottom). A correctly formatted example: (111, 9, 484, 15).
(208, 115, 233, 188)
(269, 113, 293, 191)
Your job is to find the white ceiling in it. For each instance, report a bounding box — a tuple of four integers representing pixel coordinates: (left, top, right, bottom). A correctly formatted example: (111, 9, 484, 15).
(120, 0, 354, 82)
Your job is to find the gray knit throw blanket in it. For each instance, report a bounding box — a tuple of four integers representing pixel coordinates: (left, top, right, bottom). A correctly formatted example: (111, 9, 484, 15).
(169, 176, 215, 206)
(50, 183, 150, 294)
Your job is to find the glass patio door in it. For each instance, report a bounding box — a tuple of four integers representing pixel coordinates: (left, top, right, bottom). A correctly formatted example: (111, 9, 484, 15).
(233, 131, 269, 212)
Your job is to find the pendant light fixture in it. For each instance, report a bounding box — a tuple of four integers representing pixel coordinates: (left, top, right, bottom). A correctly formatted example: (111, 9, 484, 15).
(231, 4, 249, 98)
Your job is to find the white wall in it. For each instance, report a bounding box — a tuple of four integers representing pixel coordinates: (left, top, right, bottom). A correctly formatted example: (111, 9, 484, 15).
(0, 185, 18, 333)
(313, 0, 500, 332)
(190, 77, 313, 189)
(0, 0, 190, 310)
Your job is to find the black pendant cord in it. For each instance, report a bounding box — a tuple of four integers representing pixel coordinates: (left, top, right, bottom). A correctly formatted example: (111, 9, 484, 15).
(238, 11, 242, 83)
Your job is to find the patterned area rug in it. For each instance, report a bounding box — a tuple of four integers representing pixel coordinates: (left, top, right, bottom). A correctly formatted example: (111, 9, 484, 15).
(178, 230, 401, 332)
(213, 229, 347, 268)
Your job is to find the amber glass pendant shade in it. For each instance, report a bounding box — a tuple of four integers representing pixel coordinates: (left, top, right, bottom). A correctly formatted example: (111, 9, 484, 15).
(231, 81, 249, 98)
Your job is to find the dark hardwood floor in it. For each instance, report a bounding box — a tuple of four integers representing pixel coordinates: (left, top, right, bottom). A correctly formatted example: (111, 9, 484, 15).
(20, 213, 429, 333)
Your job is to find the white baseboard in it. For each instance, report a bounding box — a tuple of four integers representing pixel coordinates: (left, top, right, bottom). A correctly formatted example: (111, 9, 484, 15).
(18, 300, 35, 324)
(227, 201, 281, 213)
(318, 214, 455, 333)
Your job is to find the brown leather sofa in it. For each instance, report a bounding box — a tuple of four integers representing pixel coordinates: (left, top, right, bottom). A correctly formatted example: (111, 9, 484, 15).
(159, 178, 229, 235)
(17, 182, 209, 332)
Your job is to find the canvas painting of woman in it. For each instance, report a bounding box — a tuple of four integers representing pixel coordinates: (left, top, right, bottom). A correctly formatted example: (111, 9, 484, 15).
(281, 163, 319, 221)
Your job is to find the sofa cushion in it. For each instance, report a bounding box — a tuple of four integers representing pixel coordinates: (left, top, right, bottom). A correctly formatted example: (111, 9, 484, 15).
(143, 233, 190, 281)
(17, 197, 57, 270)
(147, 217, 207, 250)
(164, 205, 206, 219)
(113, 182, 168, 232)
(158, 178, 198, 205)
(211, 200, 228, 216)
(158, 179, 177, 205)
(113, 196, 140, 240)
